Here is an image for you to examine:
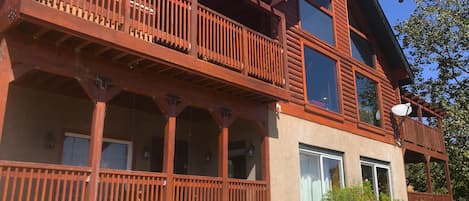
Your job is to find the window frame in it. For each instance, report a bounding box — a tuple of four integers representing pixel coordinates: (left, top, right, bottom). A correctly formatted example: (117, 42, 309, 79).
(353, 68, 384, 131)
(347, 1, 377, 69)
(301, 41, 344, 122)
(360, 160, 394, 201)
(61, 132, 133, 170)
(299, 146, 346, 198)
(298, 0, 337, 47)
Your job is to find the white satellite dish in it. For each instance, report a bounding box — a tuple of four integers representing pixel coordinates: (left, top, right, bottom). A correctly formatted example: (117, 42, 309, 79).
(391, 103, 412, 117)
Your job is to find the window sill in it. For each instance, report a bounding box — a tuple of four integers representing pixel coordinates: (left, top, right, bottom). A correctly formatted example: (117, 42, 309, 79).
(304, 104, 344, 123)
(357, 122, 385, 136)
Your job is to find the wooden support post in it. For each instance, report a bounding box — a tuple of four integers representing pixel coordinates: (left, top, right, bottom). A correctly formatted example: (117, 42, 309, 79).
(0, 39, 12, 144)
(163, 115, 176, 201)
(123, 0, 131, 33)
(154, 94, 186, 201)
(87, 101, 107, 201)
(444, 160, 453, 198)
(211, 107, 235, 201)
(261, 134, 271, 201)
(189, 0, 198, 56)
(418, 106, 423, 122)
(219, 126, 229, 201)
(0, 73, 9, 144)
(425, 155, 433, 193)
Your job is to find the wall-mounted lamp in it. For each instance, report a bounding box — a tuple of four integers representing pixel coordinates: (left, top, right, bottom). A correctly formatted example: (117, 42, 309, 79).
(44, 132, 56, 150)
(275, 103, 282, 113)
(246, 144, 255, 157)
(205, 151, 212, 161)
(143, 146, 151, 160)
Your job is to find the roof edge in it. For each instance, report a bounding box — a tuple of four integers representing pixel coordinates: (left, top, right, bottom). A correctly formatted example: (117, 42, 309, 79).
(372, 0, 415, 83)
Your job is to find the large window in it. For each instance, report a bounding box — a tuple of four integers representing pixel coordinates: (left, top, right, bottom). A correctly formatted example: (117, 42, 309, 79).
(350, 32, 374, 67)
(299, 0, 335, 45)
(300, 145, 344, 201)
(355, 73, 381, 126)
(62, 132, 132, 170)
(348, 1, 375, 68)
(361, 160, 393, 201)
(303, 46, 339, 112)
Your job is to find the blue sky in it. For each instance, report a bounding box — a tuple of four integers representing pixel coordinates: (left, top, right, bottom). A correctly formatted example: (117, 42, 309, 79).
(378, 0, 416, 29)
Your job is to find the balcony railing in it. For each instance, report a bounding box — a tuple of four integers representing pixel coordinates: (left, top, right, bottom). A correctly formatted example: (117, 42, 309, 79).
(408, 192, 452, 201)
(173, 174, 223, 201)
(0, 161, 268, 201)
(32, 0, 285, 87)
(228, 178, 268, 201)
(401, 118, 446, 153)
(98, 168, 166, 201)
(0, 160, 91, 201)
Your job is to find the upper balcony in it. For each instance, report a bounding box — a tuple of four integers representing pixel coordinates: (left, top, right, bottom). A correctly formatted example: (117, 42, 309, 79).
(398, 91, 447, 155)
(0, 0, 288, 102)
(397, 92, 452, 201)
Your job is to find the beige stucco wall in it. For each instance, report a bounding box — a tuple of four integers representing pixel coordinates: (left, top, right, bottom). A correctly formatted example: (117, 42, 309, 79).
(269, 111, 408, 201)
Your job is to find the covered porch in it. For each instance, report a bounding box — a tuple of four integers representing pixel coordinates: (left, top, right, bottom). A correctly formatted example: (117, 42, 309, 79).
(0, 31, 271, 201)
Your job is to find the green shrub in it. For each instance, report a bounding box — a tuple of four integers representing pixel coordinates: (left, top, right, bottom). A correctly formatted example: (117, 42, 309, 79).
(322, 182, 402, 201)
(322, 182, 375, 201)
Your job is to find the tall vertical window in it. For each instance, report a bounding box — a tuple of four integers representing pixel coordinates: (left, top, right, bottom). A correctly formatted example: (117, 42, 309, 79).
(361, 160, 393, 201)
(350, 32, 374, 67)
(300, 146, 344, 201)
(62, 132, 132, 170)
(299, 0, 335, 45)
(303, 46, 339, 112)
(355, 73, 381, 126)
(348, 1, 375, 68)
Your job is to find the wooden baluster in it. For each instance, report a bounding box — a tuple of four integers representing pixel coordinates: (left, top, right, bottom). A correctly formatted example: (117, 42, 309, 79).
(198, 8, 204, 57)
(1, 167, 11, 201)
(163, 0, 169, 42)
(73, 173, 80, 201)
(176, 0, 181, 47)
(66, 172, 72, 201)
(26, 169, 34, 201)
(39, 170, 48, 201)
(155, 0, 161, 40)
(221, 19, 226, 66)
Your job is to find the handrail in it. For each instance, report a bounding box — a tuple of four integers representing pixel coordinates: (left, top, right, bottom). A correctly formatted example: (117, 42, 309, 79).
(100, 168, 167, 177)
(0, 160, 92, 172)
(174, 173, 224, 182)
(227, 178, 267, 185)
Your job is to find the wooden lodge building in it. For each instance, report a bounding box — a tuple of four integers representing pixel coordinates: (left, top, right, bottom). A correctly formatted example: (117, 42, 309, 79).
(0, 0, 453, 200)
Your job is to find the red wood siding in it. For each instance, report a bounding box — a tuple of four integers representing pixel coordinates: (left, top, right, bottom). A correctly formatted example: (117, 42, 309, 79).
(277, 0, 401, 142)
